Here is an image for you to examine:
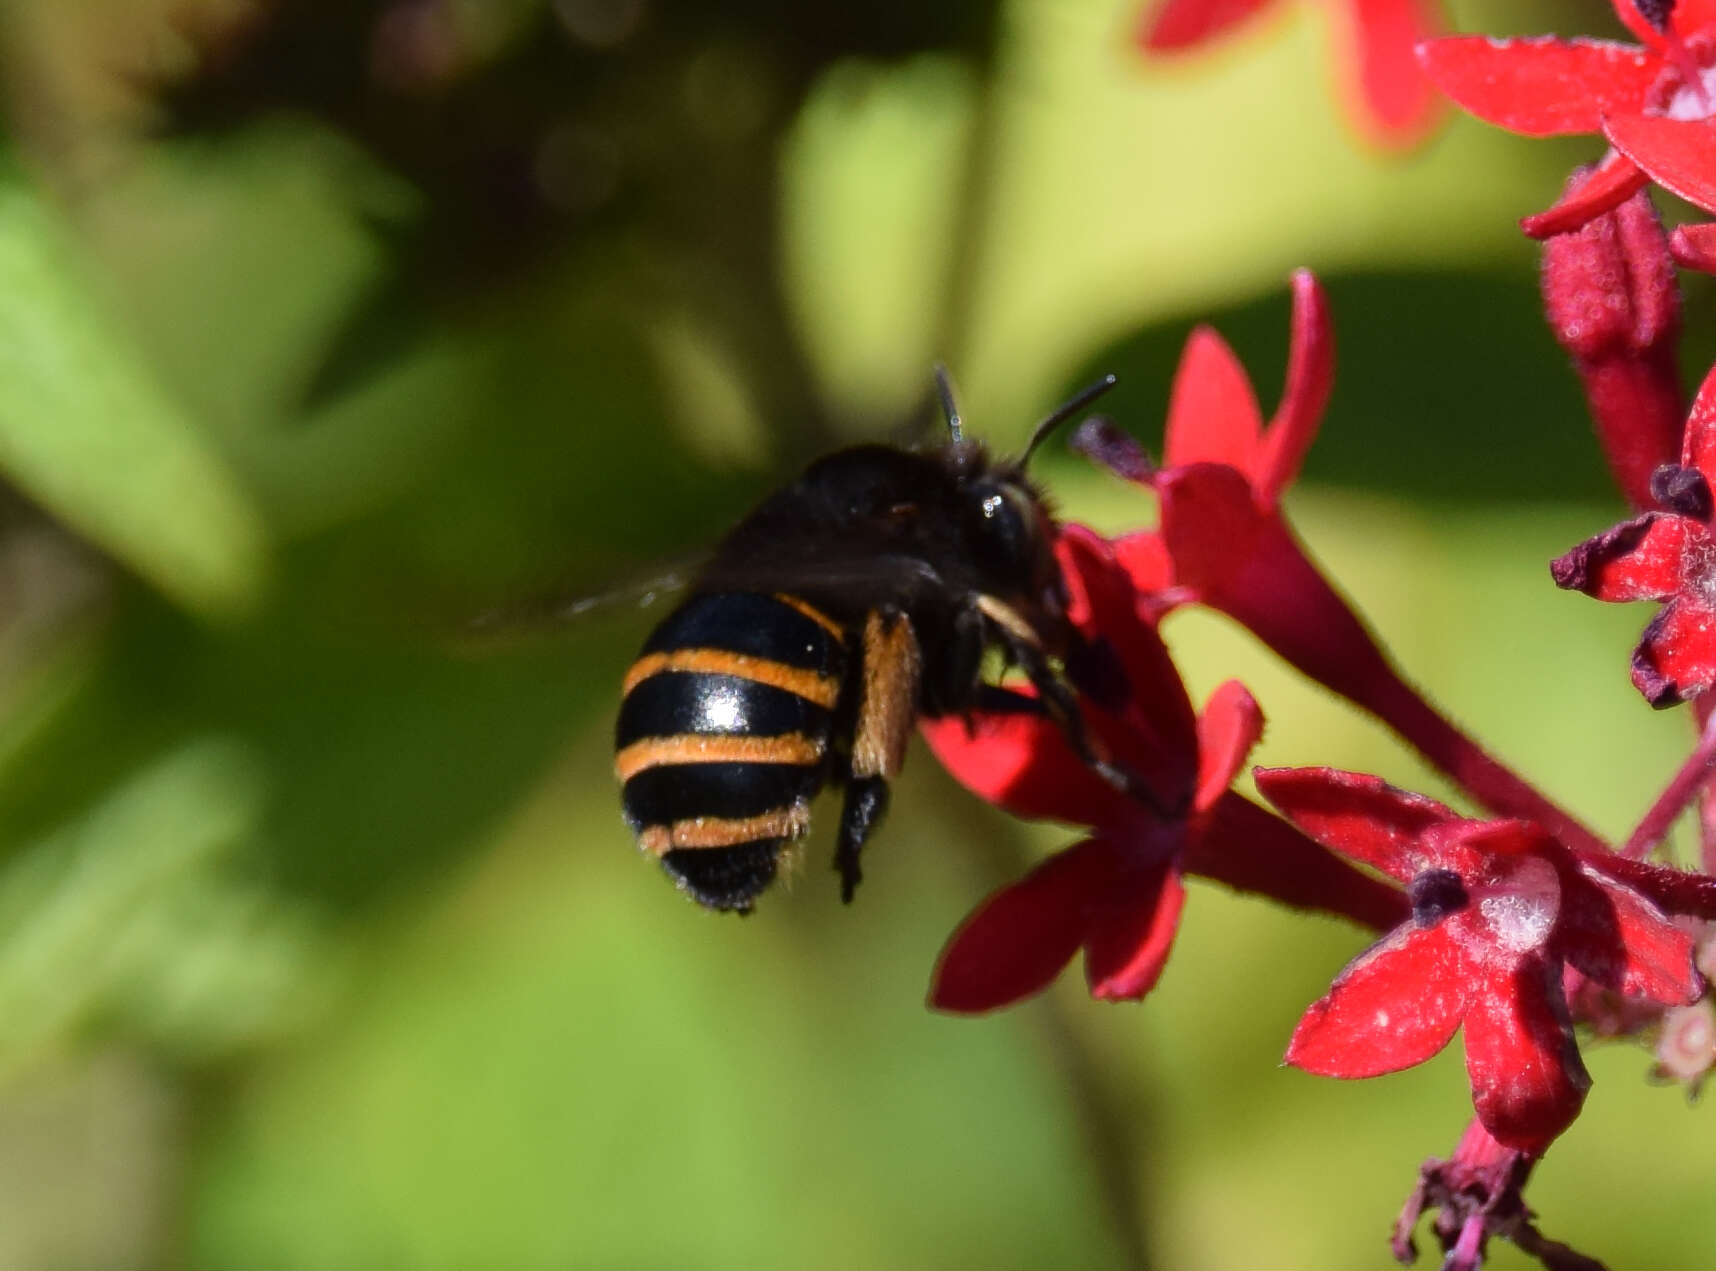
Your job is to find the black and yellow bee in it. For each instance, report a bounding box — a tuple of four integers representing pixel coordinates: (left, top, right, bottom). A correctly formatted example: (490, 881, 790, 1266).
(614, 371, 1141, 912)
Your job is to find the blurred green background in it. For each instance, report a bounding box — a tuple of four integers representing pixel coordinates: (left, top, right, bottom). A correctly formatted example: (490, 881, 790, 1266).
(0, 0, 1706, 1267)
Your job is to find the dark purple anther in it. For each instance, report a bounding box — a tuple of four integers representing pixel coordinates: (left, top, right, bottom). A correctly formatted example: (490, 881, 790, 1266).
(1650, 463, 1713, 521)
(1408, 868, 1470, 927)
(1635, 0, 1676, 32)
(1070, 417, 1157, 484)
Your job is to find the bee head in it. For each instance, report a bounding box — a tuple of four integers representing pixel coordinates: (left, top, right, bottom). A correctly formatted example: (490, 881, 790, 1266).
(934, 368, 1118, 621)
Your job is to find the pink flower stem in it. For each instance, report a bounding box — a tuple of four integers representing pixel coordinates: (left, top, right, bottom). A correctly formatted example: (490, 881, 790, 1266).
(1360, 669, 1611, 858)
(1621, 706, 1716, 860)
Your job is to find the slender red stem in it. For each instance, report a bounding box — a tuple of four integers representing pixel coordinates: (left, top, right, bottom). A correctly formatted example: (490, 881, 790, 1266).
(1622, 707, 1716, 860)
(1695, 696, 1716, 872)
(1361, 669, 1611, 858)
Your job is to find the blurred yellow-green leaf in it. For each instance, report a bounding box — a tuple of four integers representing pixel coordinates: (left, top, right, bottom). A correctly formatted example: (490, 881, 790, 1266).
(0, 171, 268, 618)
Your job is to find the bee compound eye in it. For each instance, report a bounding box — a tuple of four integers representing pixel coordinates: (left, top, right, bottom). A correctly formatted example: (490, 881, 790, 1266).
(968, 481, 1034, 574)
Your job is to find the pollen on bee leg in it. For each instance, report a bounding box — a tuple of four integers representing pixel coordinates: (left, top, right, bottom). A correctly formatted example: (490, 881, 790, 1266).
(853, 611, 922, 780)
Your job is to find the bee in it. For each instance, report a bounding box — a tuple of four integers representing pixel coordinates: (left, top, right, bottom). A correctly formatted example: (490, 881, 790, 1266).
(614, 370, 1141, 912)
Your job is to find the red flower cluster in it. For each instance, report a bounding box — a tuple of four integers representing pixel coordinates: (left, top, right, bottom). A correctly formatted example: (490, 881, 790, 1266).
(1420, 0, 1716, 240)
(920, 262, 1716, 1268)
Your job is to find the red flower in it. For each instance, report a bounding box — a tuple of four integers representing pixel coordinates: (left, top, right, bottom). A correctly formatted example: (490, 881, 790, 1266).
(1553, 361, 1716, 706)
(1074, 270, 1607, 854)
(1419, 0, 1716, 237)
(920, 526, 1403, 1014)
(1090, 270, 1384, 703)
(1257, 767, 1700, 1152)
(1137, 0, 1444, 148)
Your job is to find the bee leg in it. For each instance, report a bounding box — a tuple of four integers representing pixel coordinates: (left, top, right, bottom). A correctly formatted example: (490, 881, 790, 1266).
(837, 608, 922, 902)
(999, 629, 1177, 820)
(835, 777, 889, 903)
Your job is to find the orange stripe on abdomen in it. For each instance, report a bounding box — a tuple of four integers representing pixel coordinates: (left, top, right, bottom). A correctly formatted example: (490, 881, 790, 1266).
(614, 732, 825, 783)
(621, 649, 841, 708)
(636, 805, 812, 855)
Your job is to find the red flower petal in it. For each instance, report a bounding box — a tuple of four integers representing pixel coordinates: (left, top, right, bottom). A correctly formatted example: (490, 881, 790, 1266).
(1559, 864, 1701, 1003)
(1083, 861, 1185, 1000)
(1614, 0, 1669, 47)
(1192, 680, 1263, 813)
(1417, 37, 1658, 136)
(920, 709, 1133, 827)
(1057, 526, 1199, 769)
(1285, 923, 1472, 1078)
(1186, 793, 1409, 931)
(929, 837, 1115, 1013)
(1672, 0, 1716, 35)
(1680, 358, 1716, 477)
(1138, 0, 1277, 52)
(1162, 328, 1264, 470)
(1443, 818, 1556, 860)
(1632, 593, 1716, 706)
(1605, 113, 1716, 216)
(1111, 528, 1171, 583)
(1337, 0, 1443, 146)
(1254, 269, 1334, 506)
(1670, 220, 1716, 272)
(1154, 462, 1267, 589)
(1549, 513, 1692, 602)
(1521, 150, 1650, 239)
(1254, 766, 1461, 883)
(1463, 955, 1590, 1153)
(1579, 849, 1716, 922)
(1109, 531, 1182, 622)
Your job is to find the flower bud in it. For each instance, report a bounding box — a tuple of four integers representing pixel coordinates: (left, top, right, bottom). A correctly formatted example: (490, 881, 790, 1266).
(1542, 182, 1683, 509)
(1655, 1000, 1716, 1092)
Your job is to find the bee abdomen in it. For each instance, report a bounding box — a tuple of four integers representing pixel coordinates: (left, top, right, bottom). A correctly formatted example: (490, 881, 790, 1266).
(616, 592, 848, 909)
(662, 840, 787, 913)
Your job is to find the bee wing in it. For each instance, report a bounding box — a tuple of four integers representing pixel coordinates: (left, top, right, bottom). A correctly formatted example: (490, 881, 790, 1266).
(694, 552, 946, 615)
(458, 558, 702, 648)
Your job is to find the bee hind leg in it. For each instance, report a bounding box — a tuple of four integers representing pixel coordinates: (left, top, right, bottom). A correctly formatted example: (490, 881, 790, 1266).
(835, 777, 889, 903)
(837, 608, 921, 903)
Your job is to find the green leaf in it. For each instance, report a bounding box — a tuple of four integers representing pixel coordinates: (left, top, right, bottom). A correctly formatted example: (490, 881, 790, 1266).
(0, 172, 268, 617)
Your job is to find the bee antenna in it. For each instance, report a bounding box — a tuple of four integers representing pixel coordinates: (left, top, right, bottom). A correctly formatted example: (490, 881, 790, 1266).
(1021, 373, 1118, 466)
(933, 364, 964, 444)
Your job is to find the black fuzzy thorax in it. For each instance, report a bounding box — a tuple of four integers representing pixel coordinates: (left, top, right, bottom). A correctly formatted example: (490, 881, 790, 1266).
(697, 442, 1057, 632)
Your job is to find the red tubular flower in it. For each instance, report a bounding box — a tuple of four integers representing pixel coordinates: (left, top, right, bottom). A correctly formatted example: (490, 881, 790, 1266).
(1419, 0, 1716, 237)
(920, 527, 1404, 1014)
(1257, 767, 1700, 1153)
(1540, 185, 1683, 511)
(1076, 271, 1608, 856)
(1096, 271, 1381, 700)
(1137, 0, 1444, 149)
(1553, 361, 1716, 706)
